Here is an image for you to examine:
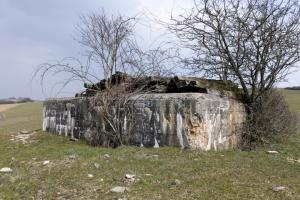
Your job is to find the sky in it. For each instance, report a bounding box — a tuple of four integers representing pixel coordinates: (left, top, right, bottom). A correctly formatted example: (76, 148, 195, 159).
(0, 0, 299, 100)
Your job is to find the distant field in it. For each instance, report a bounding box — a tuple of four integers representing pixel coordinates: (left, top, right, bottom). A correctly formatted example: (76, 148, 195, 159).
(0, 93, 299, 199)
(0, 103, 22, 112)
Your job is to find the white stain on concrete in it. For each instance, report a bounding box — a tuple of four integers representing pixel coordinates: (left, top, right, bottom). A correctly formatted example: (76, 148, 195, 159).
(154, 137, 159, 148)
(123, 115, 127, 134)
(176, 112, 184, 148)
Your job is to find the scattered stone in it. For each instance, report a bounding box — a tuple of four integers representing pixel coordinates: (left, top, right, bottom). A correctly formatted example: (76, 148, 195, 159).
(43, 160, 50, 165)
(117, 198, 128, 200)
(124, 174, 136, 183)
(272, 186, 286, 192)
(68, 155, 76, 159)
(69, 138, 78, 142)
(287, 157, 300, 163)
(171, 179, 181, 186)
(110, 186, 127, 193)
(20, 130, 29, 134)
(103, 154, 110, 159)
(267, 150, 279, 154)
(145, 174, 152, 176)
(100, 178, 104, 182)
(11, 131, 36, 144)
(88, 174, 94, 178)
(0, 167, 13, 173)
(94, 163, 100, 169)
(151, 154, 159, 158)
(32, 158, 37, 161)
(125, 174, 135, 179)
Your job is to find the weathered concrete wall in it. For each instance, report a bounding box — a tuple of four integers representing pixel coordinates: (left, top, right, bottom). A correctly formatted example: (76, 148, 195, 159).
(43, 93, 245, 150)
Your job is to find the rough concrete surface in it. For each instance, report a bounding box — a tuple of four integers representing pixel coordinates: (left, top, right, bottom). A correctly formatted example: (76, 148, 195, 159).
(43, 92, 245, 150)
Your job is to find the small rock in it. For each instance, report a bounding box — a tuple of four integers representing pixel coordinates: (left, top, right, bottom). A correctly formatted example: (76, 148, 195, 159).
(88, 174, 94, 178)
(171, 179, 181, 186)
(287, 157, 296, 163)
(124, 174, 136, 183)
(68, 155, 76, 159)
(103, 154, 110, 158)
(20, 130, 29, 134)
(145, 174, 152, 176)
(94, 163, 100, 169)
(117, 198, 128, 200)
(43, 160, 50, 165)
(267, 150, 279, 154)
(69, 138, 78, 142)
(100, 178, 104, 182)
(151, 154, 159, 158)
(272, 186, 286, 192)
(125, 174, 135, 179)
(32, 158, 37, 161)
(110, 186, 127, 193)
(0, 167, 13, 173)
(287, 157, 300, 163)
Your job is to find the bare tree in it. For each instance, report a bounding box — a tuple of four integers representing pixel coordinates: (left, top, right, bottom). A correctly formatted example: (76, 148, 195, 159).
(77, 12, 142, 86)
(34, 11, 179, 95)
(34, 10, 180, 146)
(169, 0, 300, 104)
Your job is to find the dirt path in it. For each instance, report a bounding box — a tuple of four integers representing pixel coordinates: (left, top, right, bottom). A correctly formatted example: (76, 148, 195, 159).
(0, 104, 22, 112)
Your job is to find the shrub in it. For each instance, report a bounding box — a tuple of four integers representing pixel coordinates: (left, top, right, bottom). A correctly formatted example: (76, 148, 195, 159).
(241, 90, 299, 149)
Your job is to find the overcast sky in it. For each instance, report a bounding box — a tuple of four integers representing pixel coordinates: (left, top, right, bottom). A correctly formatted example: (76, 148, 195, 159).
(1, 0, 299, 100)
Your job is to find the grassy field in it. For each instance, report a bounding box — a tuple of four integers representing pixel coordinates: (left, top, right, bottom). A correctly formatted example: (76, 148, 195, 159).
(0, 92, 299, 200)
(0, 104, 21, 113)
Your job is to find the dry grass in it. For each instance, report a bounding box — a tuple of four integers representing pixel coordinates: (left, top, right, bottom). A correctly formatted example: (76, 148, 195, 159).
(0, 94, 299, 199)
(0, 103, 22, 112)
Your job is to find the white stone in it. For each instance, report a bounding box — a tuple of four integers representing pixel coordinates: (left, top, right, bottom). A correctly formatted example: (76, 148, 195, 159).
(0, 167, 13, 173)
(103, 154, 110, 158)
(110, 186, 127, 193)
(88, 174, 94, 178)
(94, 163, 100, 169)
(117, 198, 128, 200)
(171, 179, 181, 186)
(125, 174, 135, 179)
(124, 174, 136, 183)
(68, 155, 76, 159)
(272, 186, 286, 192)
(43, 160, 50, 165)
(267, 150, 279, 154)
(20, 130, 29, 134)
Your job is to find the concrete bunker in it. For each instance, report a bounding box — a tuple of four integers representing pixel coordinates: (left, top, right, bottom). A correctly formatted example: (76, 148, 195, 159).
(43, 74, 246, 150)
